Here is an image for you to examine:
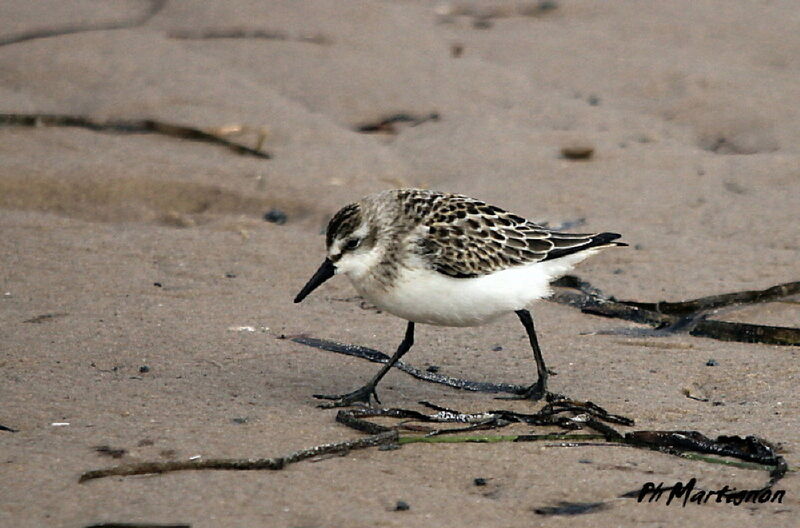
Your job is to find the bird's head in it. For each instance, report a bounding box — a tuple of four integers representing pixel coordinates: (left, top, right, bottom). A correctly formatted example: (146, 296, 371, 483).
(294, 201, 382, 303)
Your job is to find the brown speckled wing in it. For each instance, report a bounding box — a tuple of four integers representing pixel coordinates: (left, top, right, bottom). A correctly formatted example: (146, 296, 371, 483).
(409, 191, 619, 278)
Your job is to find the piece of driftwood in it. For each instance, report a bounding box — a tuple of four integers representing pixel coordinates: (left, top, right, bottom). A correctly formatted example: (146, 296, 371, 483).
(0, 113, 271, 159)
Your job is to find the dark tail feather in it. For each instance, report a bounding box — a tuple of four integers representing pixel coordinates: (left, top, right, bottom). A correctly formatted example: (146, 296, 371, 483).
(542, 232, 627, 262)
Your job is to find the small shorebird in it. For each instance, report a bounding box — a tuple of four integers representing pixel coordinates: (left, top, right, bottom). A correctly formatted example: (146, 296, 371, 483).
(295, 189, 626, 407)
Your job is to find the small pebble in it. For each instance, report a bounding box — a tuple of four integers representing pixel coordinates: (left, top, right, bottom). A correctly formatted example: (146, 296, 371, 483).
(723, 181, 747, 195)
(426, 365, 440, 373)
(491, 345, 503, 352)
(231, 417, 249, 424)
(94, 445, 127, 458)
(473, 477, 487, 486)
(519, 0, 559, 15)
(537, 0, 559, 13)
(394, 501, 410, 511)
(225, 272, 237, 278)
(139, 365, 150, 373)
(153, 282, 162, 287)
(706, 359, 718, 367)
(561, 144, 595, 160)
(264, 209, 287, 225)
(587, 94, 601, 106)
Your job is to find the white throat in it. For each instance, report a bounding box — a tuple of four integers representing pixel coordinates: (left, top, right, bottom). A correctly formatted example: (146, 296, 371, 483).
(335, 248, 382, 282)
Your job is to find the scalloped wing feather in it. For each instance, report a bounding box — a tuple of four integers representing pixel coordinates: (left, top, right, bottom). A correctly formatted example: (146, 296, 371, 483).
(400, 190, 621, 278)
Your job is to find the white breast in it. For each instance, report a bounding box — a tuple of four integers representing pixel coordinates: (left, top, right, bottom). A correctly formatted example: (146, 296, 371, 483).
(348, 249, 602, 327)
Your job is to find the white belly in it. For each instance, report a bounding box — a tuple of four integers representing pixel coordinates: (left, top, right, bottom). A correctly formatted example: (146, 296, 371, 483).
(349, 252, 596, 327)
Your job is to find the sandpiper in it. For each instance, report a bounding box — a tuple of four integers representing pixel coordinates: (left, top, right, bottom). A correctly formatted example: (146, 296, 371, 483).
(295, 189, 626, 407)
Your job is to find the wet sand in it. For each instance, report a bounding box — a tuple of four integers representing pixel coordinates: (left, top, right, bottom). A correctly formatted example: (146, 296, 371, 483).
(1, 1, 798, 526)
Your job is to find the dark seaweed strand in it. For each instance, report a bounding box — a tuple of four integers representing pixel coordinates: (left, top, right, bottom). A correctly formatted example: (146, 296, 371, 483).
(334, 406, 787, 487)
(550, 276, 800, 346)
(291, 336, 528, 394)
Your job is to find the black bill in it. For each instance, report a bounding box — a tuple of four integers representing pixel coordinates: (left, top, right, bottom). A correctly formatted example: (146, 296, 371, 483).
(294, 258, 336, 303)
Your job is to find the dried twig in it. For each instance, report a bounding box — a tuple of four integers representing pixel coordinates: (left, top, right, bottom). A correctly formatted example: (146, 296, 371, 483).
(355, 113, 440, 134)
(168, 28, 330, 45)
(0, 0, 166, 47)
(79, 430, 397, 482)
(0, 113, 272, 159)
(23, 313, 68, 324)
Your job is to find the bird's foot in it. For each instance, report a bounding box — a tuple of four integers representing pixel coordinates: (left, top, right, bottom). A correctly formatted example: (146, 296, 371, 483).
(313, 384, 381, 408)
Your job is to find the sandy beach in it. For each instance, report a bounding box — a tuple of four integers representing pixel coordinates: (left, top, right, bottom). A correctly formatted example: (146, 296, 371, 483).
(1, 1, 798, 526)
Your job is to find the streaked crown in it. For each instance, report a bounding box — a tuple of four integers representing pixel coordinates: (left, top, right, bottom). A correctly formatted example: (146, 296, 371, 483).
(326, 202, 362, 248)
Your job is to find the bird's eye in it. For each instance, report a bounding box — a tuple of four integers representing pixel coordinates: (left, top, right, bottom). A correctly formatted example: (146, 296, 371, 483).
(344, 238, 361, 251)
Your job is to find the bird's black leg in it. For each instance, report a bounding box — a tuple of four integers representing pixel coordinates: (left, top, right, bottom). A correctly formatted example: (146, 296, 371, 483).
(515, 309, 552, 400)
(314, 321, 415, 408)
